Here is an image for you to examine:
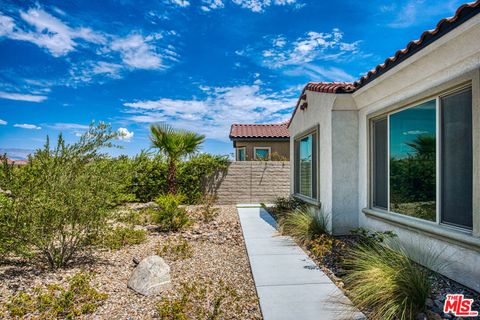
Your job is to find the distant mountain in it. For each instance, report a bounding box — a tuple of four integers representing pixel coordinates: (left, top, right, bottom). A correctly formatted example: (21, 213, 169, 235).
(0, 148, 34, 160)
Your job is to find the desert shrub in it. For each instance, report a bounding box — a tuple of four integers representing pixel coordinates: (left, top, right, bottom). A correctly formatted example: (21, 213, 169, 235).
(157, 280, 239, 320)
(2, 271, 107, 319)
(269, 196, 306, 219)
(343, 243, 431, 320)
(127, 153, 227, 204)
(197, 194, 220, 223)
(157, 238, 193, 260)
(115, 207, 153, 226)
(154, 194, 191, 231)
(307, 234, 343, 259)
(177, 154, 228, 204)
(0, 123, 125, 268)
(350, 227, 397, 247)
(97, 226, 147, 250)
(279, 208, 329, 244)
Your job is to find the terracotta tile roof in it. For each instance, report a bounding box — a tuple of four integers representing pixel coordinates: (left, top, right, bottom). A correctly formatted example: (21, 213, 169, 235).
(304, 82, 356, 94)
(288, 0, 480, 127)
(230, 123, 290, 139)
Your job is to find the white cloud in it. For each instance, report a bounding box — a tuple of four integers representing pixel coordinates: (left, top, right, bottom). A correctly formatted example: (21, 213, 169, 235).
(171, 0, 190, 7)
(49, 123, 90, 130)
(258, 29, 361, 68)
(0, 91, 47, 102)
(231, 0, 299, 12)
(285, 64, 355, 82)
(201, 0, 225, 11)
(123, 83, 296, 141)
(0, 119, 7, 125)
(110, 34, 164, 70)
(0, 9, 105, 57)
(117, 127, 134, 141)
(14, 123, 42, 130)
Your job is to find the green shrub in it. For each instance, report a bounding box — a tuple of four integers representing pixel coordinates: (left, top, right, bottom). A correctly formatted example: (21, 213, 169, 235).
(2, 271, 107, 319)
(0, 123, 125, 268)
(308, 234, 344, 259)
(157, 238, 193, 260)
(128, 151, 168, 202)
(97, 226, 147, 250)
(157, 280, 239, 320)
(269, 196, 306, 219)
(343, 243, 431, 320)
(154, 194, 191, 231)
(115, 208, 153, 226)
(279, 208, 329, 244)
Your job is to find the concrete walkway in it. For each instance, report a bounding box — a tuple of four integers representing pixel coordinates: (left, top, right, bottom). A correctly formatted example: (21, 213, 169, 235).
(237, 205, 364, 320)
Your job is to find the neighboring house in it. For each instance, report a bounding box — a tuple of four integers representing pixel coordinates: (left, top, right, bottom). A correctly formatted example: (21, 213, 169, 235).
(288, 1, 480, 291)
(229, 123, 290, 161)
(6, 159, 27, 165)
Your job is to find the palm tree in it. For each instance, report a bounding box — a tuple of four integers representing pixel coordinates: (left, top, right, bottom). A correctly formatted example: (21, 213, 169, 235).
(150, 124, 205, 194)
(405, 134, 436, 160)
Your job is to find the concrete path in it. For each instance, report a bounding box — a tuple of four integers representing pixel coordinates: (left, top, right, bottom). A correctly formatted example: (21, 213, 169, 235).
(237, 204, 364, 320)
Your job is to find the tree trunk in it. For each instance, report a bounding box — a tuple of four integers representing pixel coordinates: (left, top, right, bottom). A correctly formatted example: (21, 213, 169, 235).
(167, 160, 177, 194)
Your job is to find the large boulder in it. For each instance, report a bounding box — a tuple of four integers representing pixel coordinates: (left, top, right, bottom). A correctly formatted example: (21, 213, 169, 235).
(128, 255, 171, 296)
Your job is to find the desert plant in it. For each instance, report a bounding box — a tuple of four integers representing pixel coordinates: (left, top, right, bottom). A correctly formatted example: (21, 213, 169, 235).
(279, 208, 329, 244)
(2, 271, 107, 319)
(157, 238, 193, 260)
(157, 280, 239, 320)
(269, 196, 306, 219)
(0, 123, 125, 268)
(307, 234, 344, 259)
(97, 226, 147, 250)
(150, 124, 205, 194)
(154, 193, 191, 231)
(343, 243, 431, 320)
(198, 194, 220, 223)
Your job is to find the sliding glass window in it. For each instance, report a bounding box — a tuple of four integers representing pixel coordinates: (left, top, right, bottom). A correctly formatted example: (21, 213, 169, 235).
(371, 87, 473, 229)
(294, 130, 317, 199)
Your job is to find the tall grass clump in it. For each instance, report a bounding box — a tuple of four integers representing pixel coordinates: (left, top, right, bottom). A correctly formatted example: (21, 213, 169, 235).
(279, 208, 329, 244)
(343, 243, 431, 320)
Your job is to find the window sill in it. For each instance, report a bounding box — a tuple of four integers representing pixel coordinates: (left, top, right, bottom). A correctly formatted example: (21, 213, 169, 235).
(362, 208, 480, 251)
(293, 194, 321, 207)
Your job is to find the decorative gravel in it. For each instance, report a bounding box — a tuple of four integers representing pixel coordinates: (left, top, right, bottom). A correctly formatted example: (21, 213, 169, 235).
(0, 205, 262, 319)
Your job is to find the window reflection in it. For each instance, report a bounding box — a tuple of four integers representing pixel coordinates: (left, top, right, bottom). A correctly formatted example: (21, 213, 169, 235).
(299, 135, 313, 198)
(389, 100, 436, 221)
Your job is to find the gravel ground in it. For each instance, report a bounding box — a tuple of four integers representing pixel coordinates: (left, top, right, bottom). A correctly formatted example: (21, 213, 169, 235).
(0, 205, 262, 319)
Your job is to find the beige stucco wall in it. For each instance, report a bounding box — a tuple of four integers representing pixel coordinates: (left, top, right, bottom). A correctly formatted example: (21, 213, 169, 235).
(235, 140, 290, 160)
(289, 14, 480, 291)
(214, 161, 290, 204)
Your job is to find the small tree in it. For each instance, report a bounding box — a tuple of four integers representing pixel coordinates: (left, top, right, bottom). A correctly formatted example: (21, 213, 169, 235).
(0, 123, 124, 268)
(149, 124, 205, 194)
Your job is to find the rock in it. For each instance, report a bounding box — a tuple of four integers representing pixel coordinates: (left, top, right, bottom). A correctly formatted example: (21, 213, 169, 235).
(132, 257, 140, 266)
(128, 255, 171, 296)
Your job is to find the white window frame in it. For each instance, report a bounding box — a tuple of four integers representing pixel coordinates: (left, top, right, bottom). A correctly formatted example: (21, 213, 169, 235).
(236, 147, 246, 161)
(254, 147, 271, 160)
(369, 84, 473, 231)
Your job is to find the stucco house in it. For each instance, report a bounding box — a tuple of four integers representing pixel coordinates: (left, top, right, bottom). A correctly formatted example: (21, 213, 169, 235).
(288, 1, 480, 291)
(229, 123, 290, 160)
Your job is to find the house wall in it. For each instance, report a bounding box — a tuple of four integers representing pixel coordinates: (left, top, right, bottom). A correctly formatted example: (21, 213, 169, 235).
(289, 14, 480, 291)
(235, 140, 290, 160)
(354, 15, 480, 291)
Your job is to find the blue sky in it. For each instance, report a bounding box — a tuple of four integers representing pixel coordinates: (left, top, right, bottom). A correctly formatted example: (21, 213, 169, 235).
(0, 0, 466, 159)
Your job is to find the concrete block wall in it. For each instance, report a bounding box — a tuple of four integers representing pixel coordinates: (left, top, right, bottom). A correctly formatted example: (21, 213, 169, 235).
(214, 161, 290, 204)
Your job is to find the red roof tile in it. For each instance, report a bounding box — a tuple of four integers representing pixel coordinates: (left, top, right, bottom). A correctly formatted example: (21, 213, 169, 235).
(230, 123, 289, 139)
(305, 82, 355, 94)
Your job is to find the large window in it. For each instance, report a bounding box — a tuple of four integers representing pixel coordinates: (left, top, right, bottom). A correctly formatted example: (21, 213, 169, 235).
(371, 88, 472, 229)
(294, 130, 317, 199)
(254, 147, 271, 160)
